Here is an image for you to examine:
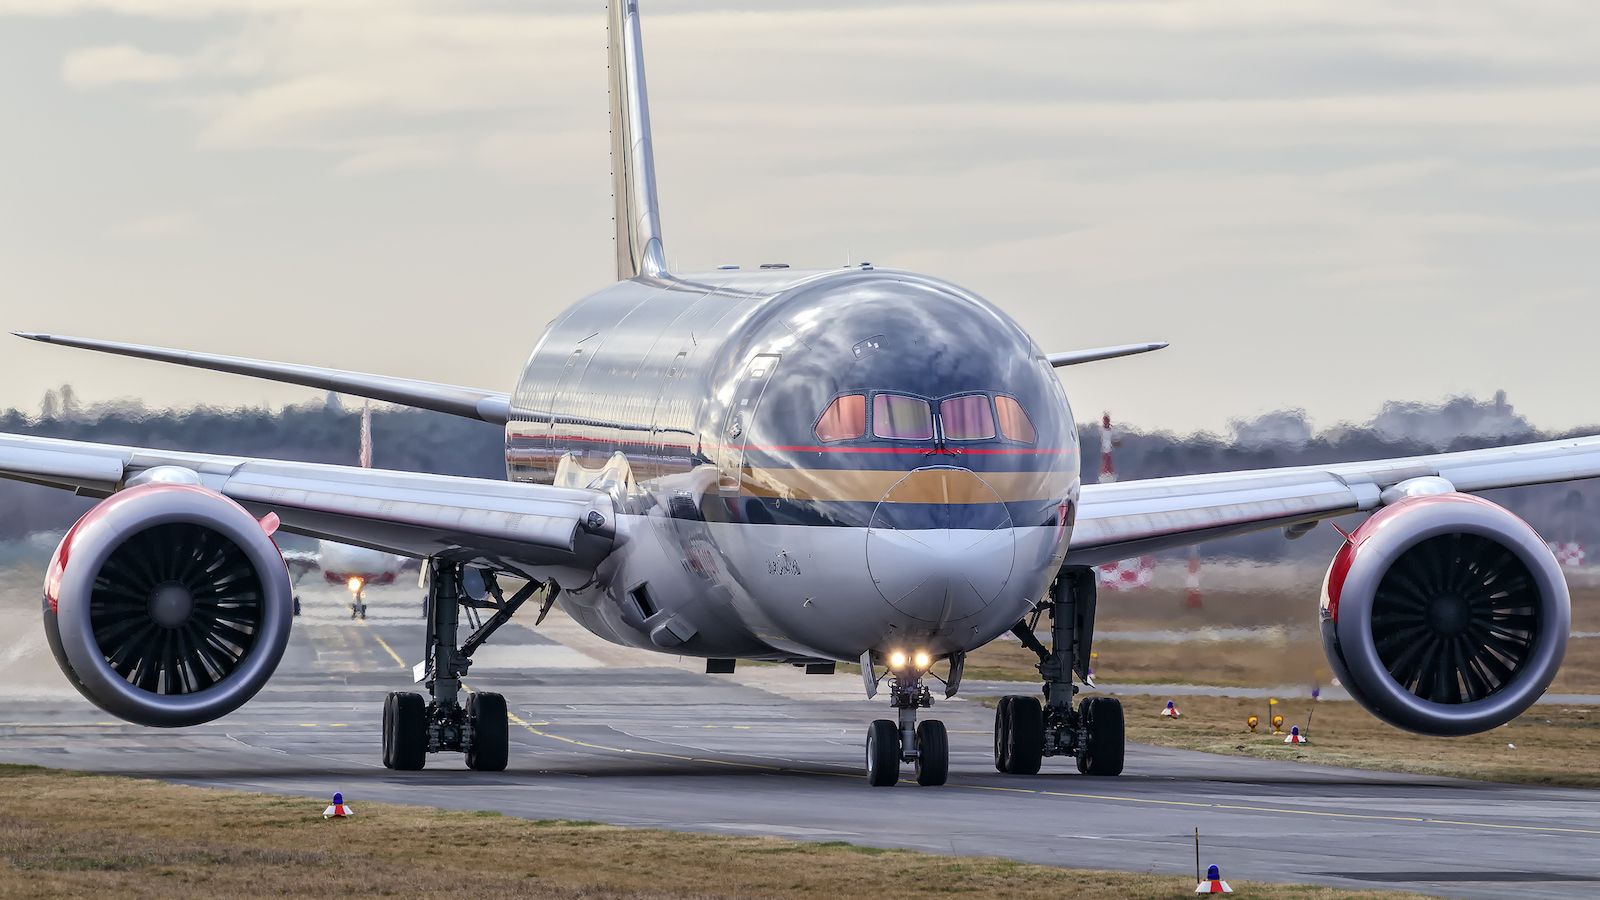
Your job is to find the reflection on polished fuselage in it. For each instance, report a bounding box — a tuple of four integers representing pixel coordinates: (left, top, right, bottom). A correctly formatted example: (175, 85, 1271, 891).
(506, 267, 1079, 664)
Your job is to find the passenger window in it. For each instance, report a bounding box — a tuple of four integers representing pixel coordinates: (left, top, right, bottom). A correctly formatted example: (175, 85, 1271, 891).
(872, 394, 933, 441)
(815, 394, 866, 442)
(940, 395, 996, 441)
(995, 396, 1037, 443)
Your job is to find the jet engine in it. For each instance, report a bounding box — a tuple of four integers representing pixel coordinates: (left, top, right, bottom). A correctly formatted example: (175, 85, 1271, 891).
(41, 480, 293, 727)
(1320, 491, 1569, 736)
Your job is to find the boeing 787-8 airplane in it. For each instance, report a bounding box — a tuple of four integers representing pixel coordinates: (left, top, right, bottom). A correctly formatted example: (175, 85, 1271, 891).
(5, 0, 1596, 786)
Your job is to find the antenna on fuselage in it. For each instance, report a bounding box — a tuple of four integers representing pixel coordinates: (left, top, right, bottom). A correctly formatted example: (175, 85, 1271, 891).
(608, 0, 668, 281)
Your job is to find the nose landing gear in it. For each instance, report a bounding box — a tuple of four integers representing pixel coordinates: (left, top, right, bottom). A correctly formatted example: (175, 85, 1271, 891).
(863, 659, 950, 786)
(995, 566, 1125, 776)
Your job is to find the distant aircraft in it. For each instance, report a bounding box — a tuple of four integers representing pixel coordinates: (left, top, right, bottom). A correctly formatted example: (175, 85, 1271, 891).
(5, 0, 1593, 786)
(280, 403, 412, 619)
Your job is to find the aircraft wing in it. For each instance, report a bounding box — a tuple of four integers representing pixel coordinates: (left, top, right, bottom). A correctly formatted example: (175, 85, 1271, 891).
(0, 432, 615, 576)
(1067, 434, 1600, 567)
(13, 332, 513, 426)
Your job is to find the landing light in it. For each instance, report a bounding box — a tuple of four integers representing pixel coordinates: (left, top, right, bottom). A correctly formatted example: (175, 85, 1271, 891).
(347, 576, 364, 594)
(913, 651, 932, 670)
(888, 651, 908, 670)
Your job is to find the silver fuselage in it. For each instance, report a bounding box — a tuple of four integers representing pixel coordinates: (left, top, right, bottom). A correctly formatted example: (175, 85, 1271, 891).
(508, 268, 1079, 663)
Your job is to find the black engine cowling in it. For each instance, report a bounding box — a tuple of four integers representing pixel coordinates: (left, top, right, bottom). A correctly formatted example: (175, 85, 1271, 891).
(41, 481, 293, 727)
(1320, 492, 1569, 736)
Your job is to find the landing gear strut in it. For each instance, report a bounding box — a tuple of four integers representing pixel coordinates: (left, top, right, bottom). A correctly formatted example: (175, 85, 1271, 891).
(349, 587, 367, 620)
(381, 559, 538, 772)
(863, 659, 949, 787)
(995, 566, 1125, 776)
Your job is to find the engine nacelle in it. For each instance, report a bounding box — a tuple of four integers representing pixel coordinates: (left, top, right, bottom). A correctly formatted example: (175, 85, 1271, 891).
(1321, 492, 1569, 736)
(41, 482, 293, 727)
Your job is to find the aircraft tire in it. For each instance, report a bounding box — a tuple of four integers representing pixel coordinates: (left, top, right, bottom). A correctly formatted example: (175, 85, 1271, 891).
(993, 696, 1014, 773)
(466, 692, 509, 772)
(914, 720, 948, 786)
(384, 691, 427, 771)
(1005, 696, 1044, 775)
(1076, 696, 1125, 776)
(865, 719, 900, 787)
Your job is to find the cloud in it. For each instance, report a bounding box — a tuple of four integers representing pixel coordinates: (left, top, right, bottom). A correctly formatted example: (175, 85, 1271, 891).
(110, 211, 198, 239)
(61, 44, 189, 87)
(7, 0, 1600, 432)
(332, 135, 454, 176)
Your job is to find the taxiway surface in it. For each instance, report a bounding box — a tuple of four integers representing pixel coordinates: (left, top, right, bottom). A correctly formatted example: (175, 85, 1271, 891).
(4, 583, 1600, 899)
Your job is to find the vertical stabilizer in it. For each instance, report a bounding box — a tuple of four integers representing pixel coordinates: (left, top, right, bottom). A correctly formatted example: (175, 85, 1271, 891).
(609, 0, 667, 280)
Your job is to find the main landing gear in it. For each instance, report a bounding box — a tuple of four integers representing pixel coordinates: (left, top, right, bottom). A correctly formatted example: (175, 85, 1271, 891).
(995, 567, 1125, 777)
(862, 651, 951, 787)
(382, 559, 539, 772)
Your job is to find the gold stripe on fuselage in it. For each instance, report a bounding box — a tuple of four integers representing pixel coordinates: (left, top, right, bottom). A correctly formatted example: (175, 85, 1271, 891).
(739, 466, 1071, 504)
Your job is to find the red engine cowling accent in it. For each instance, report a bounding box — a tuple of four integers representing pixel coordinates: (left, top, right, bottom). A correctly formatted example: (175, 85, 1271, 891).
(1318, 492, 1570, 736)
(1320, 493, 1503, 626)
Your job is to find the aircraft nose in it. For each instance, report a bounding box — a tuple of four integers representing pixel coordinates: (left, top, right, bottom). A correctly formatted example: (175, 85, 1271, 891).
(865, 466, 1016, 624)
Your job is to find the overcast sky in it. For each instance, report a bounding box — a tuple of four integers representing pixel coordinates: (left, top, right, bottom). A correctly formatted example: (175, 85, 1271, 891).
(2, 0, 1598, 434)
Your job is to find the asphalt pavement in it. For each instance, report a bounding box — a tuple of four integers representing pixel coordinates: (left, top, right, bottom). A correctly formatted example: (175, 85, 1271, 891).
(3, 582, 1600, 898)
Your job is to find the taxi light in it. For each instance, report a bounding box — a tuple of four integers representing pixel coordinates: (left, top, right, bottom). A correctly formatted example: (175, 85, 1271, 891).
(913, 650, 932, 670)
(888, 651, 908, 669)
(347, 576, 364, 593)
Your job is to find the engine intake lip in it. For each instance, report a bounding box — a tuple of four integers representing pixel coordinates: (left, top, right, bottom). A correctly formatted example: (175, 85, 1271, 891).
(49, 484, 292, 728)
(1332, 494, 1569, 736)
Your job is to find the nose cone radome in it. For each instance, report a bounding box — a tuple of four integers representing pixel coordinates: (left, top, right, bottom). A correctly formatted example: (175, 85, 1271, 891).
(865, 467, 1017, 624)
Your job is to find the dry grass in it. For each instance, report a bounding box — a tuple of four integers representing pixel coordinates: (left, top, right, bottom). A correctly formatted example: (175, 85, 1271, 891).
(967, 633, 1600, 694)
(1091, 580, 1600, 634)
(0, 765, 1419, 900)
(963, 580, 1600, 692)
(1111, 694, 1600, 788)
(964, 635, 1333, 687)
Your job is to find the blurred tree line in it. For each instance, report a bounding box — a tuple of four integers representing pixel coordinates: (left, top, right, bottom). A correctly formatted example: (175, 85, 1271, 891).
(2, 388, 1595, 562)
(1080, 392, 1597, 561)
(0, 393, 503, 541)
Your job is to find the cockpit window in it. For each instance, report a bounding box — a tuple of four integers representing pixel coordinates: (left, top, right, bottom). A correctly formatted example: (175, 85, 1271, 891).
(995, 396, 1037, 443)
(939, 394, 996, 441)
(873, 393, 934, 440)
(815, 394, 866, 442)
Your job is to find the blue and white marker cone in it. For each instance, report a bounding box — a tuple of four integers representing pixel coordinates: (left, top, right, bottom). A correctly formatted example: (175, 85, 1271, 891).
(323, 791, 353, 818)
(1161, 700, 1180, 718)
(1284, 725, 1307, 744)
(1195, 863, 1233, 893)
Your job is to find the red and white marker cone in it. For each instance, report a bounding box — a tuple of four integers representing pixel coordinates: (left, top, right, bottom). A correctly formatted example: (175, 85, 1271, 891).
(1284, 726, 1307, 744)
(1096, 555, 1155, 591)
(1161, 700, 1181, 718)
(1196, 864, 1233, 893)
(1099, 412, 1117, 484)
(1550, 541, 1586, 568)
(323, 791, 353, 818)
